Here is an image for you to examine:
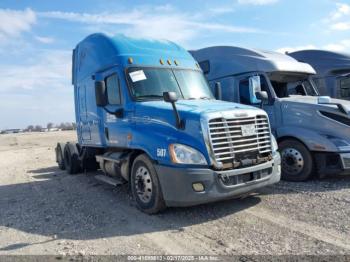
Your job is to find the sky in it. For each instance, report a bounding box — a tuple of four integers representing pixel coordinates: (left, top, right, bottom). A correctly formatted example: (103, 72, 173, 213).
(0, 0, 349, 129)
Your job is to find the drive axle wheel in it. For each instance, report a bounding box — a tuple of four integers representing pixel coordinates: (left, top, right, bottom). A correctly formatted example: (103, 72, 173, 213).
(131, 154, 166, 214)
(56, 144, 65, 170)
(279, 139, 313, 181)
(63, 143, 81, 175)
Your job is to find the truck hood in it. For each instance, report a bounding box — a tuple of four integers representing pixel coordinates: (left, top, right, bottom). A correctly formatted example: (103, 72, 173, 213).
(134, 99, 264, 132)
(132, 99, 268, 165)
(280, 96, 350, 115)
(136, 99, 260, 118)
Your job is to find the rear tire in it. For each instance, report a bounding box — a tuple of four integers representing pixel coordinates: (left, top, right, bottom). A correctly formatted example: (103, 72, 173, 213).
(64, 143, 81, 175)
(56, 144, 65, 170)
(279, 139, 313, 181)
(131, 154, 166, 214)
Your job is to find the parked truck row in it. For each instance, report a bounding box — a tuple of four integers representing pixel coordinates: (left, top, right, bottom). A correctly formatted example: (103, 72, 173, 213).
(190, 46, 350, 181)
(56, 33, 350, 213)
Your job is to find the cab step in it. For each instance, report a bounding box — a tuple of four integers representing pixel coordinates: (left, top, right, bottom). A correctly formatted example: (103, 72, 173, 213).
(94, 175, 125, 186)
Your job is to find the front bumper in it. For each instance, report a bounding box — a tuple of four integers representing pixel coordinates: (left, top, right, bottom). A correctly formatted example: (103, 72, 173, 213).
(155, 152, 281, 207)
(314, 152, 350, 177)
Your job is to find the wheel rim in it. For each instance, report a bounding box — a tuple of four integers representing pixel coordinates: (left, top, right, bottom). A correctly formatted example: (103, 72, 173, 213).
(134, 166, 153, 204)
(281, 147, 304, 175)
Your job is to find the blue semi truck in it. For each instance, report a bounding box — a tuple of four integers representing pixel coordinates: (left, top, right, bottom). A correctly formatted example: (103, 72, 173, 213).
(55, 34, 281, 213)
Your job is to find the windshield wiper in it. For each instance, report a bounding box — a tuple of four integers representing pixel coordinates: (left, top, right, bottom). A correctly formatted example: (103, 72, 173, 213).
(137, 95, 163, 99)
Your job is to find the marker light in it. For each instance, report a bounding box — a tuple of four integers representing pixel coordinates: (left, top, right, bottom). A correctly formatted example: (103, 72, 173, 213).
(128, 57, 133, 64)
(174, 60, 179, 66)
(159, 59, 164, 65)
(167, 59, 172, 65)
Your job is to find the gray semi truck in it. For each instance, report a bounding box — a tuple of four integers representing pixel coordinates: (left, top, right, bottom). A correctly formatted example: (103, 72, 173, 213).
(288, 50, 350, 100)
(191, 46, 350, 181)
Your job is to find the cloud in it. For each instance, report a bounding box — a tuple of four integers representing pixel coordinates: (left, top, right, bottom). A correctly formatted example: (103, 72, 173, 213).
(38, 5, 264, 46)
(325, 2, 350, 31)
(329, 3, 350, 20)
(35, 36, 55, 44)
(209, 6, 236, 15)
(330, 22, 350, 31)
(237, 0, 279, 5)
(0, 49, 71, 92)
(277, 39, 350, 53)
(0, 8, 36, 42)
(323, 39, 350, 52)
(0, 49, 74, 129)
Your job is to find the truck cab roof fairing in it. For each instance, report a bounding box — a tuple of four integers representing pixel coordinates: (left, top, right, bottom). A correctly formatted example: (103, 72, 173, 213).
(190, 46, 316, 81)
(72, 33, 197, 85)
(289, 50, 350, 77)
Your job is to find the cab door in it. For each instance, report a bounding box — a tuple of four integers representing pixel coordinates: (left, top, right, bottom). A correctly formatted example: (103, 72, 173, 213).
(95, 67, 129, 148)
(78, 84, 91, 141)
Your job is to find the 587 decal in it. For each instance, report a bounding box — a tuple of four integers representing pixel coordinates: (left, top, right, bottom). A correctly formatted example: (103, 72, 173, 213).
(157, 148, 167, 157)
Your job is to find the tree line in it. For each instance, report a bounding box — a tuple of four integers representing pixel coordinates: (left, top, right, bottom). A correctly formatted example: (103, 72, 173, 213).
(25, 122, 77, 132)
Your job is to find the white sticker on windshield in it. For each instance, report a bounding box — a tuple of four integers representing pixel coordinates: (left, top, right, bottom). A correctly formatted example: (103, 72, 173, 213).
(129, 70, 147, 82)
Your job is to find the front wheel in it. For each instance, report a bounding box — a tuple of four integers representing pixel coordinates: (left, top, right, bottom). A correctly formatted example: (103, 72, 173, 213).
(279, 139, 314, 182)
(131, 154, 166, 214)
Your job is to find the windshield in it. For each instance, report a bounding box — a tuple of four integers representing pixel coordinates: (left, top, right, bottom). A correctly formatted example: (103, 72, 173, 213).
(287, 79, 318, 96)
(127, 67, 214, 100)
(270, 76, 319, 98)
(340, 76, 350, 99)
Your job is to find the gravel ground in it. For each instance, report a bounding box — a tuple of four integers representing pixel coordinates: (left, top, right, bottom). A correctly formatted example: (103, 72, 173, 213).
(0, 131, 349, 256)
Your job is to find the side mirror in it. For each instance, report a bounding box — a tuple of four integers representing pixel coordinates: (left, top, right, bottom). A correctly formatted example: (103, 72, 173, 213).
(255, 91, 268, 109)
(214, 82, 222, 100)
(249, 76, 262, 104)
(255, 91, 268, 101)
(163, 91, 178, 103)
(318, 96, 332, 105)
(95, 81, 108, 107)
(163, 91, 183, 129)
(318, 96, 347, 114)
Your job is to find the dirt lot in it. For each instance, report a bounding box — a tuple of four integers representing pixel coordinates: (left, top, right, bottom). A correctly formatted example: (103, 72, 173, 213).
(0, 131, 350, 256)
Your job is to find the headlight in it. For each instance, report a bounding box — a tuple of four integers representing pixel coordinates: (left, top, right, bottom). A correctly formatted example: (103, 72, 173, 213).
(329, 137, 350, 151)
(271, 135, 278, 152)
(169, 144, 208, 165)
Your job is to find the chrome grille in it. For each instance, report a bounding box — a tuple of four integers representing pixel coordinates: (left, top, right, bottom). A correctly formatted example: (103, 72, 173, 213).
(208, 115, 272, 164)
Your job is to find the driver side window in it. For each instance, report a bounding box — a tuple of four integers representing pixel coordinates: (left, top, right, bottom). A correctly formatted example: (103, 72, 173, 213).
(238, 79, 250, 105)
(105, 74, 121, 105)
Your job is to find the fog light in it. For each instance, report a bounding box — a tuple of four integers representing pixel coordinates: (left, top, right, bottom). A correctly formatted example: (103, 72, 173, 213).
(192, 182, 204, 192)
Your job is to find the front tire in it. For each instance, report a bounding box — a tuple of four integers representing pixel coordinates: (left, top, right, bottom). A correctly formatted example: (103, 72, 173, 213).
(279, 139, 313, 181)
(131, 154, 166, 214)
